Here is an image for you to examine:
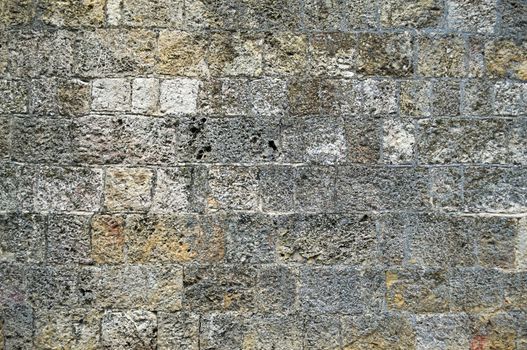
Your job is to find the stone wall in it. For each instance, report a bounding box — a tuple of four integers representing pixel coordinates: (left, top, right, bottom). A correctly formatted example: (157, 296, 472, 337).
(1, 0, 526, 349)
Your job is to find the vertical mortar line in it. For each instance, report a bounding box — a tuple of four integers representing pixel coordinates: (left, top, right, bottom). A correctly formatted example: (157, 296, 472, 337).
(495, 0, 503, 35)
(148, 165, 158, 213)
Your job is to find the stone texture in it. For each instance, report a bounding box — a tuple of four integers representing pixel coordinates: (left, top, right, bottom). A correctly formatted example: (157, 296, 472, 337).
(101, 310, 157, 350)
(418, 35, 466, 77)
(381, 0, 444, 29)
(159, 78, 200, 115)
(92, 78, 131, 112)
(447, 0, 496, 33)
(104, 167, 154, 212)
(157, 30, 208, 77)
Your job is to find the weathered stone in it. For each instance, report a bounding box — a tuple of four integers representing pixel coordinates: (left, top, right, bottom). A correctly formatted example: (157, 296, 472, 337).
(277, 213, 377, 265)
(468, 312, 523, 350)
(309, 34, 356, 78)
(239, 0, 302, 30)
(76, 29, 157, 77)
(356, 32, 413, 77)
(510, 118, 527, 165)
(504, 272, 527, 309)
(431, 79, 461, 116)
(158, 312, 200, 350)
(104, 167, 154, 212)
(101, 310, 157, 350)
(58, 79, 91, 116)
(159, 78, 200, 115)
(263, 33, 308, 76)
(125, 214, 224, 263)
(35, 166, 103, 212)
(415, 314, 471, 350)
(92, 78, 131, 112)
(183, 264, 257, 312)
(259, 166, 295, 212)
(38, 0, 105, 27)
(0, 163, 35, 212)
(463, 167, 527, 213)
(467, 35, 487, 78)
(132, 78, 159, 114)
(199, 313, 249, 350)
(256, 265, 297, 313)
(249, 78, 287, 115)
(47, 214, 91, 264)
(429, 167, 463, 210)
(117, 0, 184, 27)
(344, 115, 382, 163)
(184, 0, 239, 30)
(340, 0, 378, 29)
(362, 79, 398, 115)
(80, 265, 183, 311)
(207, 166, 259, 210)
(336, 166, 429, 211)
(342, 313, 416, 350)
(157, 30, 208, 77)
(0, 118, 9, 157)
(0, 262, 27, 306)
(418, 35, 466, 77)
(152, 167, 201, 213)
(295, 166, 336, 212)
(28, 265, 78, 309)
(450, 267, 503, 312)
(0, 0, 34, 27)
(382, 118, 415, 164)
(462, 79, 493, 116)
(400, 80, 432, 117)
(417, 119, 511, 164)
(1, 303, 33, 349)
(208, 32, 263, 77)
(90, 214, 126, 264)
(485, 39, 527, 80)
(500, 0, 527, 33)
(300, 266, 384, 314)
(0, 80, 28, 113)
(303, 0, 342, 31)
(447, 0, 496, 33)
(304, 315, 340, 350)
(386, 267, 450, 313)
(0, 213, 45, 263)
(493, 81, 526, 116)
(34, 308, 101, 349)
(476, 216, 521, 269)
(381, 0, 444, 29)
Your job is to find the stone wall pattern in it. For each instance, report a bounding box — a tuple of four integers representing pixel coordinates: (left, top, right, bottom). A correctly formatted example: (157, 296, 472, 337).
(0, 0, 526, 349)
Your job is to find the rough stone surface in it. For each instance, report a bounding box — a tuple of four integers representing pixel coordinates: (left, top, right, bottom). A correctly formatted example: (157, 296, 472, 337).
(1, 0, 526, 348)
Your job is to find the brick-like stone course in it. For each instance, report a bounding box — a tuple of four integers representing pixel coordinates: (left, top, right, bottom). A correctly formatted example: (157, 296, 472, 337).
(0, 0, 526, 348)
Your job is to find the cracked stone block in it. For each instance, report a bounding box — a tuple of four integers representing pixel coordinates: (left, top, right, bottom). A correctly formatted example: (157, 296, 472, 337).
(263, 33, 308, 76)
(386, 267, 450, 313)
(417, 119, 511, 164)
(208, 32, 264, 77)
(0, 213, 46, 263)
(463, 167, 527, 213)
(90, 214, 126, 264)
(124, 214, 224, 263)
(447, 0, 496, 33)
(207, 166, 259, 211)
(159, 78, 200, 115)
(300, 266, 384, 314)
(157, 30, 208, 77)
(0, 80, 28, 113)
(418, 35, 466, 77)
(431, 79, 461, 116)
(342, 313, 416, 350)
(158, 312, 199, 350)
(38, 0, 105, 27)
(295, 166, 336, 212)
(92, 78, 131, 112)
(277, 213, 377, 265)
(35, 166, 103, 212)
(256, 265, 297, 313)
(101, 310, 157, 350)
(494, 81, 526, 116)
(132, 78, 159, 114)
(76, 29, 157, 77)
(34, 308, 101, 349)
(484, 39, 527, 80)
(80, 265, 183, 311)
(47, 214, 91, 265)
(183, 264, 257, 312)
(336, 166, 429, 211)
(400, 80, 432, 117)
(104, 167, 154, 212)
(224, 213, 280, 264)
(382, 118, 415, 164)
(356, 32, 413, 77)
(450, 267, 504, 312)
(380, 0, 444, 29)
(462, 79, 493, 116)
(259, 166, 295, 212)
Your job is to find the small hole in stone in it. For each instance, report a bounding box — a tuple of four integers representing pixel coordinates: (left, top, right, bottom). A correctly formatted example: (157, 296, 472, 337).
(359, 215, 369, 222)
(268, 140, 278, 151)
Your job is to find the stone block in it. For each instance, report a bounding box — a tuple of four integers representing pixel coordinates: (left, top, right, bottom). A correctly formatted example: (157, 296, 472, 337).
(484, 39, 527, 80)
(0, 213, 46, 263)
(151, 167, 205, 213)
(476, 216, 520, 269)
(295, 166, 336, 212)
(239, 0, 302, 30)
(157, 30, 208, 77)
(309, 34, 357, 78)
(0, 0, 34, 27)
(449, 267, 504, 312)
(340, 0, 378, 29)
(0, 118, 7, 160)
(504, 272, 527, 309)
(249, 78, 287, 116)
(382, 118, 415, 164)
(1, 304, 33, 350)
(304, 315, 341, 350)
(0, 262, 27, 306)
(92, 78, 131, 112)
(417, 119, 511, 164)
(510, 118, 527, 165)
(104, 167, 154, 212)
(362, 79, 398, 115)
(500, 0, 527, 33)
(415, 314, 471, 350)
(158, 312, 200, 350)
(418, 35, 466, 77)
(259, 166, 295, 212)
(303, 0, 343, 31)
(38, 0, 105, 27)
(208, 32, 264, 77)
(132, 78, 159, 114)
(277, 213, 377, 265)
(494, 81, 526, 116)
(447, 0, 497, 33)
(57, 79, 91, 116)
(206, 166, 259, 211)
(28, 265, 78, 309)
(101, 310, 157, 350)
(344, 115, 382, 163)
(117, 0, 184, 27)
(35, 166, 103, 212)
(47, 214, 91, 264)
(184, 0, 239, 30)
(90, 214, 126, 264)
(380, 0, 444, 29)
(336, 166, 429, 211)
(377, 213, 407, 266)
(462, 79, 493, 116)
(431, 79, 461, 116)
(0, 80, 28, 113)
(400, 80, 432, 117)
(429, 167, 463, 210)
(263, 33, 308, 76)
(256, 265, 297, 313)
(159, 78, 200, 115)
(0, 163, 35, 212)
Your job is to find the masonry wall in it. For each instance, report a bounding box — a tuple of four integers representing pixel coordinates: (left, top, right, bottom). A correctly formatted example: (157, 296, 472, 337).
(1, 0, 526, 349)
